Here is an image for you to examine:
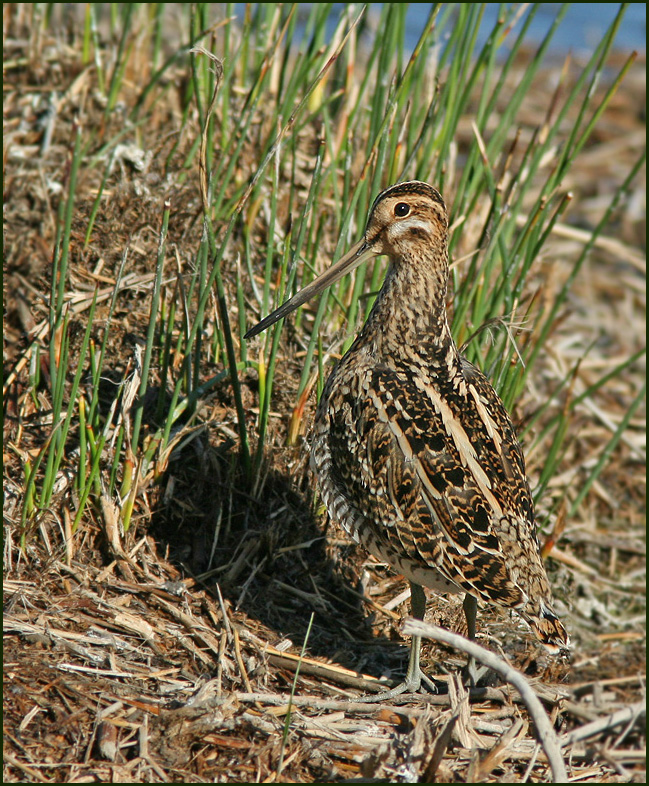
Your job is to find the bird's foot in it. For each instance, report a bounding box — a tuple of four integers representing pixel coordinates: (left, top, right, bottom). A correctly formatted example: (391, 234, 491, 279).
(461, 656, 490, 688)
(362, 669, 438, 703)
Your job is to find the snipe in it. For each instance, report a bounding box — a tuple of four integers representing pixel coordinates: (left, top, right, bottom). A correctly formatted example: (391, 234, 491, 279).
(245, 181, 568, 699)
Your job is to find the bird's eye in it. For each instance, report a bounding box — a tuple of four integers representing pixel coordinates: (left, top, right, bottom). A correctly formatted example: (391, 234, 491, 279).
(394, 202, 410, 217)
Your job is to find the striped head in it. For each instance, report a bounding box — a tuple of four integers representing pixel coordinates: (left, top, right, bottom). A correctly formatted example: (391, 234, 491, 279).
(363, 181, 449, 263)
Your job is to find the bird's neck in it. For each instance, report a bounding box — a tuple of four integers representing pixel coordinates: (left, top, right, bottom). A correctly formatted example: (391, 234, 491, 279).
(359, 251, 457, 362)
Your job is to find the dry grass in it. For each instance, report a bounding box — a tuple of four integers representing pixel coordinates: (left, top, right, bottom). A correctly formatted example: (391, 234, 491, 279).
(3, 5, 646, 783)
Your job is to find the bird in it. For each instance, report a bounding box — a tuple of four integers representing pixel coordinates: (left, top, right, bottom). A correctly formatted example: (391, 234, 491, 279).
(245, 180, 569, 699)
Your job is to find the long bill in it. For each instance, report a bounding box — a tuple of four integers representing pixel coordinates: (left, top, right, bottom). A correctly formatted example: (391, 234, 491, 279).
(244, 237, 376, 339)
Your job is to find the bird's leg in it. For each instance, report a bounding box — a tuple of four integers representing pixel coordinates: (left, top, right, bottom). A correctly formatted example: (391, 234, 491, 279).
(408, 582, 439, 693)
(363, 581, 436, 701)
(462, 593, 487, 685)
(464, 592, 477, 639)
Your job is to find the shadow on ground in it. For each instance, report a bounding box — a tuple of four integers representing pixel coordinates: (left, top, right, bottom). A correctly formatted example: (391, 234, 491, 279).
(147, 428, 414, 688)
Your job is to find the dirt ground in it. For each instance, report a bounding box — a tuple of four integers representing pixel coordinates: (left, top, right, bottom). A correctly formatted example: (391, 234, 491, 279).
(3, 8, 646, 784)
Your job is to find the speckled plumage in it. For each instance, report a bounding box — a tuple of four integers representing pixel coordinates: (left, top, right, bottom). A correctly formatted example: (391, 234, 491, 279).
(309, 182, 567, 652)
(246, 180, 568, 692)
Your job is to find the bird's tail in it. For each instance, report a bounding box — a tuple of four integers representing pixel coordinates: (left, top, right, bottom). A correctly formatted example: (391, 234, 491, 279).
(525, 599, 570, 653)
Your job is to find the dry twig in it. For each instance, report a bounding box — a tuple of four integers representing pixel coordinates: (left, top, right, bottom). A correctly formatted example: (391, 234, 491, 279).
(402, 618, 568, 783)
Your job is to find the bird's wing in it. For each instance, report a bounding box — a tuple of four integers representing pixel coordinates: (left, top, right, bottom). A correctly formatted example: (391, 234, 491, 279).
(325, 359, 542, 607)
